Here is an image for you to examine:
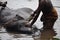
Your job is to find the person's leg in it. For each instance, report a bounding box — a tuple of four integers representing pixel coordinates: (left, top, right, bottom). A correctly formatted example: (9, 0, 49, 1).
(43, 18, 56, 29)
(43, 8, 58, 29)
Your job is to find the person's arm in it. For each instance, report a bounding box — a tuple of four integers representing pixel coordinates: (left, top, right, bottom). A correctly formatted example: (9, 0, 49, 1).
(30, 0, 42, 27)
(27, 0, 41, 22)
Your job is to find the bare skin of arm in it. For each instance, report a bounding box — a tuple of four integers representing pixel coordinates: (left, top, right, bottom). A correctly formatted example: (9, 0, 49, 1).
(25, 0, 41, 27)
(29, 0, 42, 27)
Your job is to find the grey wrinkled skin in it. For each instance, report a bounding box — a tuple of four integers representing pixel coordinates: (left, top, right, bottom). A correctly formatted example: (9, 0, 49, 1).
(0, 7, 24, 25)
(0, 2, 39, 35)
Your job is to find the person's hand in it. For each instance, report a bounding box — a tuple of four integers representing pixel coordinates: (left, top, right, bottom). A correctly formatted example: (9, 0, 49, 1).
(25, 22, 32, 28)
(26, 15, 33, 21)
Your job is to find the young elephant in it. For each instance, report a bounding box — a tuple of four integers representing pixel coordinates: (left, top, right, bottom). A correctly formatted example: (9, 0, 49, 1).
(0, 1, 38, 35)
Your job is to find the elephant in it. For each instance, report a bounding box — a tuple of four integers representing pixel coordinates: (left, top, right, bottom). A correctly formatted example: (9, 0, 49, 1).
(0, 1, 39, 35)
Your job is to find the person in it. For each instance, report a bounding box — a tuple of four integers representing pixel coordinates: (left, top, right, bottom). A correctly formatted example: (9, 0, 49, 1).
(0, 1, 7, 30)
(0, 1, 7, 22)
(26, 0, 58, 29)
(0, 1, 7, 24)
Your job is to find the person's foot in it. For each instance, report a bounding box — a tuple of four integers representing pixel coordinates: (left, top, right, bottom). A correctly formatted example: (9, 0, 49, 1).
(25, 23, 32, 28)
